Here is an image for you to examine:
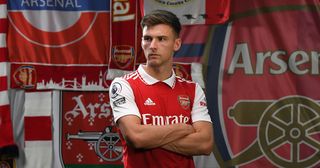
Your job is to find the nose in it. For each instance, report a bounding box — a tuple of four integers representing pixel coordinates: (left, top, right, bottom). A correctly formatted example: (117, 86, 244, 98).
(149, 39, 158, 49)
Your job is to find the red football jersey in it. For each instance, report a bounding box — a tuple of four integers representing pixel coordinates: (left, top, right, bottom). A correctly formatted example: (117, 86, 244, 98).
(110, 65, 211, 168)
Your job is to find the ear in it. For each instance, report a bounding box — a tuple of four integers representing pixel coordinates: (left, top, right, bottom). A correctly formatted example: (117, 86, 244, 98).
(173, 38, 182, 52)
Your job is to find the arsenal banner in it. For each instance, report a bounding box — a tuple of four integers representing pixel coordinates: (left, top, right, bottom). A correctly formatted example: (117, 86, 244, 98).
(140, 0, 230, 25)
(107, 0, 137, 80)
(10, 90, 122, 168)
(53, 91, 122, 167)
(10, 63, 110, 90)
(207, 0, 320, 167)
(7, 0, 110, 90)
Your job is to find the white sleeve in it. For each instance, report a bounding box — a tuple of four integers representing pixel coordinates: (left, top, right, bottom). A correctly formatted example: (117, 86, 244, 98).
(191, 83, 212, 123)
(109, 77, 141, 123)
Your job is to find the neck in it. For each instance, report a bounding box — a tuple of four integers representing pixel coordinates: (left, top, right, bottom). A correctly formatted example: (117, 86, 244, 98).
(143, 64, 173, 81)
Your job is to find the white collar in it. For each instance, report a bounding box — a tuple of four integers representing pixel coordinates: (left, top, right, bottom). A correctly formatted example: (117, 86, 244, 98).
(137, 65, 176, 88)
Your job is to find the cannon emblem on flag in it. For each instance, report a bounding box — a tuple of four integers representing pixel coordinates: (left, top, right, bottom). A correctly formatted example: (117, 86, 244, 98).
(227, 96, 320, 167)
(66, 127, 122, 162)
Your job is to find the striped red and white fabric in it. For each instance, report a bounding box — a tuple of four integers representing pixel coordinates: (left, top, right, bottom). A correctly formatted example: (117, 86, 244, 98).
(24, 91, 53, 168)
(0, 0, 19, 158)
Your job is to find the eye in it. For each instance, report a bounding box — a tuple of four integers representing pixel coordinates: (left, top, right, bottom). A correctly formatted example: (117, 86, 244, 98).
(158, 37, 166, 41)
(143, 36, 152, 42)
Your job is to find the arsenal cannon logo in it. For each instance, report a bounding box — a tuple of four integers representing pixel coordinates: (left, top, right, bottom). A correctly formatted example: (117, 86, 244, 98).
(59, 91, 123, 167)
(227, 96, 320, 167)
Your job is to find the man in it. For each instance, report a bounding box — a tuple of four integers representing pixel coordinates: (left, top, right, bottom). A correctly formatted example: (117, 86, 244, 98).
(109, 10, 213, 168)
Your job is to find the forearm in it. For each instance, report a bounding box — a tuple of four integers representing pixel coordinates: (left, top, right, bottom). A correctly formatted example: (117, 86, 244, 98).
(118, 116, 194, 149)
(131, 123, 194, 149)
(162, 122, 213, 156)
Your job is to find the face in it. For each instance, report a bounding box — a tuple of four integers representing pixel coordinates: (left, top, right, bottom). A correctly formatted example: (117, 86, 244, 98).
(141, 24, 181, 68)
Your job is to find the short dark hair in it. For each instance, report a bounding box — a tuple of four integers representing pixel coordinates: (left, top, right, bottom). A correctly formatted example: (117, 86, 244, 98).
(140, 10, 181, 37)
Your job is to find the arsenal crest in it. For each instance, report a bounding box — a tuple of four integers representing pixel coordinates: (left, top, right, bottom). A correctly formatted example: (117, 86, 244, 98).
(111, 45, 135, 69)
(59, 91, 122, 167)
(214, 5, 320, 168)
(178, 95, 191, 110)
(12, 65, 36, 89)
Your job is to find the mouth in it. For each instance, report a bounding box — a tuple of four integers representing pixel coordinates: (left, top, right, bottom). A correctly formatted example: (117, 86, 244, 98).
(148, 54, 160, 58)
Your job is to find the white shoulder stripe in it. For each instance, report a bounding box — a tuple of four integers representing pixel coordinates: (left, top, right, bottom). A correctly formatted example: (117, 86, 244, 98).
(123, 71, 139, 80)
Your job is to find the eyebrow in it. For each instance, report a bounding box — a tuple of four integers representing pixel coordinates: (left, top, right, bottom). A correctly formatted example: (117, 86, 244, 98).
(142, 35, 168, 39)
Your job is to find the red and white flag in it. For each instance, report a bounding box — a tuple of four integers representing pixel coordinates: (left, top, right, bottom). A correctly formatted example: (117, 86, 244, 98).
(7, 0, 110, 91)
(0, 0, 18, 158)
(24, 91, 53, 168)
(140, 0, 230, 25)
(107, 0, 138, 80)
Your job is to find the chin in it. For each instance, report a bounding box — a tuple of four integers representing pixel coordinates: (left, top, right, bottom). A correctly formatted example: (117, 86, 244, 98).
(147, 61, 160, 67)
